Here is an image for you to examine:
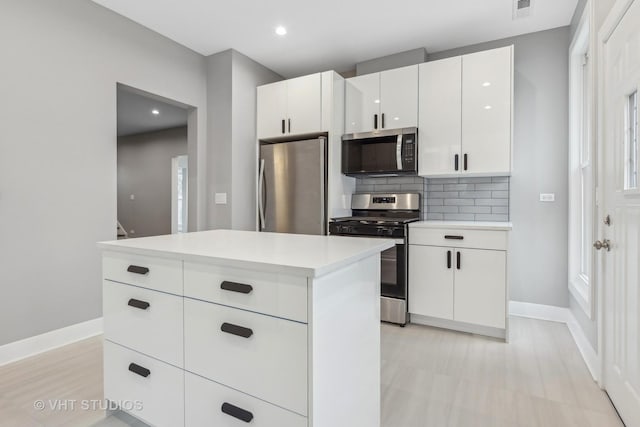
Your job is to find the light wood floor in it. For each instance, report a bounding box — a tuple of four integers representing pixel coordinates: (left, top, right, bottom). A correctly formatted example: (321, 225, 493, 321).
(0, 317, 623, 427)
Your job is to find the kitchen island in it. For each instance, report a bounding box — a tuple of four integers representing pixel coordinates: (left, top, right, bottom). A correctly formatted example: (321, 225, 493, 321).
(98, 230, 393, 427)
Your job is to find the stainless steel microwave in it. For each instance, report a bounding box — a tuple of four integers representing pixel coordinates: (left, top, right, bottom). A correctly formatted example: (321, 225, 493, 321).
(341, 127, 417, 177)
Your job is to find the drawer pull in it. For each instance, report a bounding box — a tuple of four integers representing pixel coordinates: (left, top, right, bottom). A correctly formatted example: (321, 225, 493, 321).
(127, 265, 150, 275)
(447, 250, 452, 269)
(457, 251, 461, 270)
(221, 322, 253, 339)
(128, 298, 150, 310)
(221, 402, 254, 423)
(444, 235, 464, 240)
(220, 281, 253, 294)
(128, 363, 150, 378)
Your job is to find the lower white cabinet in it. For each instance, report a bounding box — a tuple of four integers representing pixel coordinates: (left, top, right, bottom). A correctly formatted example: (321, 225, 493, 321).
(185, 372, 307, 427)
(409, 224, 510, 337)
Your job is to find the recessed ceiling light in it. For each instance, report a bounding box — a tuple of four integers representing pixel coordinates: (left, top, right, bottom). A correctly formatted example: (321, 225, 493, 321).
(484, 105, 493, 110)
(275, 26, 287, 36)
(482, 82, 491, 87)
(151, 109, 160, 115)
(374, 99, 381, 104)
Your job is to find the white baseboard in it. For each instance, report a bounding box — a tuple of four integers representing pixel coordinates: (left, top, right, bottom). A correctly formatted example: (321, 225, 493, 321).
(0, 318, 103, 367)
(509, 301, 599, 381)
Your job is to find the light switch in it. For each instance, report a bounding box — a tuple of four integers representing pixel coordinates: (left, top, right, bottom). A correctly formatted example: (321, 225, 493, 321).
(215, 193, 227, 205)
(540, 193, 555, 202)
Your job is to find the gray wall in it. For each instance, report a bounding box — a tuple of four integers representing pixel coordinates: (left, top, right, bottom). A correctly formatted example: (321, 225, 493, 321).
(0, 0, 208, 346)
(430, 27, 572, 308)
(207, 49, 282, 231)
(570, 0, 588, 39)
(117, 127, 188, 238)
(356, 48, 427, 76)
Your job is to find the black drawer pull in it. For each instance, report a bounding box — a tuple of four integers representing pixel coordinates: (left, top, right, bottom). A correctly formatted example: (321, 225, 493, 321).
(127, 265, 149, 275)
(447, 250, 452, 269)
(220, 281, 253, 294)
(281, 119, 285, 134)
(128, 298, 150, 310)
(444, 235, 464, 240)
(464, 153, 468, 171)
(221, 402, 254, 423)
(374, 114, 378, 129)
(457, 251, 461, 270)
(128, 363, 150, 378)
(454, 154, 459, 171)
(221, 323, 253, 339)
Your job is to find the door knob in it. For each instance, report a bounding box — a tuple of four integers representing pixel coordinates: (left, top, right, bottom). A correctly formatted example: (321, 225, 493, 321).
(593, 239, 611, 251)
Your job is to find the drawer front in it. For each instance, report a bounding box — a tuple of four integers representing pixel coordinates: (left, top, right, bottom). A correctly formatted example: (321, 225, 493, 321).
(184, 262, 307, 323)
(103, 251, 182, 295)
(185, 372, 307, 427)
(409, 228, 507, 250)
(104, 341, 184, 427)
(103, 280, 183, 367)
(184, 299, 308, 416)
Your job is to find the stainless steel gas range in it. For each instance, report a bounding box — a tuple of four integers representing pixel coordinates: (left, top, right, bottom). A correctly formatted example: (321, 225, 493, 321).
(329, 193, 420, 326)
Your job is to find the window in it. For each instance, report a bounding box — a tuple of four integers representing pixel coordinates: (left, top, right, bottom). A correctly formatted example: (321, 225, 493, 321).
(626, 91, 638, 190)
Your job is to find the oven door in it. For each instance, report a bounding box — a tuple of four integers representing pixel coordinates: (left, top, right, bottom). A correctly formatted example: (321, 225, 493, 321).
(380, 242, 406, 300)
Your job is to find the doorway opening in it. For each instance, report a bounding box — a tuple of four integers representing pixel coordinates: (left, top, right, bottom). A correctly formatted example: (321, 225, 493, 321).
(116, 84, 196, 238)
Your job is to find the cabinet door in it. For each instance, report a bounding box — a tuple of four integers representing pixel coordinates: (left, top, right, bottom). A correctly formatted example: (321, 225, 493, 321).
(380, 65, 418, 130)
(462, 46, 512, 175)
(454, 248, 506, 329)
(418, 57, 462, 176)
(287, 73, 322, 135)
(345, 73, 380, 133)
(408, 245, 454, 320)
(257, 80, 287, 139)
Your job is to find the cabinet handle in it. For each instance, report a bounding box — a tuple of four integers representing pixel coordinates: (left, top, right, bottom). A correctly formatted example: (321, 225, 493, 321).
(221, 402, 254, 423)
(127, 298, 150, 310)
(464, 154, 468, 171)
(454, 154, 459, 171)
(281, 119, 285, 134)
(221, 322, 253, 338)
(381, 113, 385, 129)
(374, 114, 378, 129)
(456, 251, 461, 270)
(447, 250, 452, 269)
(288, 118, 291, 133)
(128, 363, 150, 378)
(444, 235, 464, 240)
(127, 265, 149, 275)
(220, 281, 253, 294)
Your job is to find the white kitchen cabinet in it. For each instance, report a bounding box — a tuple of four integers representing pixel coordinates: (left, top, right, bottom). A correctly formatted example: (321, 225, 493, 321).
(257, 73, 321, 139)
(462, 46, 513, 175)
(418, 57, 462, 176)
(418, 46, 513, 177)
(345, 65, 418, 134)
(408, 222, 510, 339)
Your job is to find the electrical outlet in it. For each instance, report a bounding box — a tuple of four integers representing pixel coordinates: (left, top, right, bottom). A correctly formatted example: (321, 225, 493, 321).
(540, 193, 555, 202)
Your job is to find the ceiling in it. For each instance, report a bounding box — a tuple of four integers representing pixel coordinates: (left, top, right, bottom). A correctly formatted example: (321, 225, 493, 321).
(117, 87, 188, 137)
(93, 0, 578, 78)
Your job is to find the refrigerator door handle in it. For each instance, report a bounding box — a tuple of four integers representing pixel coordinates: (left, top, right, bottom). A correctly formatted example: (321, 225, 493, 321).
(258, 158, 266, 230)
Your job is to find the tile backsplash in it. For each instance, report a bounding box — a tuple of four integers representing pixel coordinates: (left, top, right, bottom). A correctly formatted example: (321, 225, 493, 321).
(355, 176, 510, 222)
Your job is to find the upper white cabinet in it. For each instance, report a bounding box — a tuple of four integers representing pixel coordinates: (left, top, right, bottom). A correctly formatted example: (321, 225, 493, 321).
(345, 65, 418, 133)
(419, 46, 513, 177)
(257, 73, 321, 139)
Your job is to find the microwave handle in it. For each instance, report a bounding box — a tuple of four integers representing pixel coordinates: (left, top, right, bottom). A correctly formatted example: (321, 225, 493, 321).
(396, 134, 403, 171)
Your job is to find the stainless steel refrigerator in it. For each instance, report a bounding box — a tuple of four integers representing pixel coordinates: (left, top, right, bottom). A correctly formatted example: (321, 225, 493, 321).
(258, 137, 327, 235)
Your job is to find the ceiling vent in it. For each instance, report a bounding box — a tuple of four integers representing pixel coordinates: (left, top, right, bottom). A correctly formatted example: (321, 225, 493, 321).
(513, 0, 533, 19)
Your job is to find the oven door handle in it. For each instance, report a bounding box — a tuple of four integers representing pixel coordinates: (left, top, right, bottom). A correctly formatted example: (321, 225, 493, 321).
(396, 134, 403, 171)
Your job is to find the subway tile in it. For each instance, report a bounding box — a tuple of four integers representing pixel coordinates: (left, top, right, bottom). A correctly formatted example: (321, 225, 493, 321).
(492, 206, 509, 214)
(491, 191, 510, 199)
(426, 198, 444, 206)
(459, 177, 492, 184)
(444, 199, 474, 206)
(475, 214, 510, 222)
(356, 184, 374, 192)
(444, 183, 475, 191)
(388, 177, 423, 185)
(459, 206, 491, 214)
(475, 183, 509, 191)
(371, 184, 403, 191)
(491, 177, 510, 183)
(427, 178, 459, 185)
(427, 184, 444, 192)
(475, 198, 509, 206)
(443, 213, 475, 221)
(428, 205, 459, 214)
(458, 191, 492, 199)
(426, 213, 444, 220)
(428, 191, 459, 199)
(400, 183, 425, 192)
(361, 177, 388, 185)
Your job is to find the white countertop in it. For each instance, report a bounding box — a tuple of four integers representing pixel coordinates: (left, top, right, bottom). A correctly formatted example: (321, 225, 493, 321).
(410, 221, 512, 231)
(98, 230, 395, 278)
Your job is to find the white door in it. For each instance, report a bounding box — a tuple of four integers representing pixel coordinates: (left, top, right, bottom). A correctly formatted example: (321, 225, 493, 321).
(380, 65, 418, 130)
(286, 73, 322, 135)
(600, 1, 640, 425)
(345, 73, 380, 133)
(257, 80, 287, 139)
(453, 248, 506, 329)
(462, 46, 513, 175)
(418, 57, 462, 176)
(408, 245, 454, 320)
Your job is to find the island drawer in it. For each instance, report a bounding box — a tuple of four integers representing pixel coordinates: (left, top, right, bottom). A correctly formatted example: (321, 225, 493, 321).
(185, 372, 307, 427)
(104, 341, 184, 427)
(103, 280, 184, 367)
(103, 251, 183, 295)
(184, 298, 308, 416)
(184, 262, 307, 323)
(409, 228, 508, 250)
